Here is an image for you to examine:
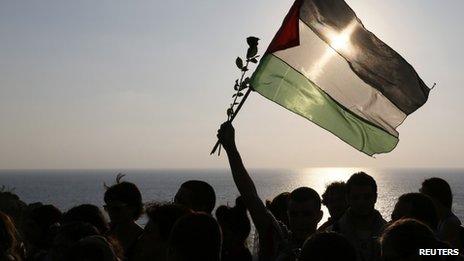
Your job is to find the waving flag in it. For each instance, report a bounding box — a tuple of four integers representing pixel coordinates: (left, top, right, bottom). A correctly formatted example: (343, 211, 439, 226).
(251, 0, 430, 156)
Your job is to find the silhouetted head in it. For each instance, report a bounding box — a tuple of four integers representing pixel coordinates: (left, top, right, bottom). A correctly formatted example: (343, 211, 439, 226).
(145, 202, 192, 242)
(381, 219, 447, 261)
(0, 211, 23, 260)
(66, 235, 119, 261)
(346, 172, 377, 216)
(132, 203, 192, 261)
(23, 204, 62, 249)
(167, 212, 221, 261)
(104, 181, 143, 224)
(266, 192, 290, 226)
(215, 196, 250, 248)
(287, 187, 322, 244)
(174, 180, 216, 214)
(50, 222, 100, 261)
(420, 177, 453, 210)
(63, 204, 109, 234)
(321, 181, 347, 220)
(391, 193, 438, 230)
(299, 232, 357, 261)
(0, 190, 26, 227)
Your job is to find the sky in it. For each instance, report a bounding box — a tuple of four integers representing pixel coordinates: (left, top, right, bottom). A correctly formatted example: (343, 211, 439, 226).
(0, 0, 463, 169)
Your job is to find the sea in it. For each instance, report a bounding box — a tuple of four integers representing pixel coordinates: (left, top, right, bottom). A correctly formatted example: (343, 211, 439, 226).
(1, 168, 463, 224)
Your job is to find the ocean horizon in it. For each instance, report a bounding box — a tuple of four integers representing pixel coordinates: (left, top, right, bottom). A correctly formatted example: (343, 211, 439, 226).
(1, 167, 463, 224)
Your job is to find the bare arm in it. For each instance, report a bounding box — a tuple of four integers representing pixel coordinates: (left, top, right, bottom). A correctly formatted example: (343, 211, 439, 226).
(217, 122, 273, 235)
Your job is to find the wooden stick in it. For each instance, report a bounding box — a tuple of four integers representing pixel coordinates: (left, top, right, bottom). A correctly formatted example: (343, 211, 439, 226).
(210, 87, 253, 155)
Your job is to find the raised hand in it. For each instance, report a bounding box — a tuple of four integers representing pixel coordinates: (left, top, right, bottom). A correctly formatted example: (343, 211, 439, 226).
(217, 121, 236, 151)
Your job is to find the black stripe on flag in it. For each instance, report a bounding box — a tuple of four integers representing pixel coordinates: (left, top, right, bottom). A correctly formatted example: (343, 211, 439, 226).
(300, 0, 430, 115)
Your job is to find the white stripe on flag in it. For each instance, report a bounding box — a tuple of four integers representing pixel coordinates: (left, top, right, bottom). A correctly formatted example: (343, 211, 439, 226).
(273, 20, 406, 137)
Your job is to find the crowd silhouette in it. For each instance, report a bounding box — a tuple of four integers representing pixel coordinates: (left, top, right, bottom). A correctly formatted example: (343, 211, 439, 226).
(1, 122, 464, 261)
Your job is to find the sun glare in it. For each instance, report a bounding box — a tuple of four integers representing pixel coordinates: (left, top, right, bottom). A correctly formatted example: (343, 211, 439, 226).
(303, 167, 361, 182)
(329, 33, 351, 52)
(308, 20, 357, 81)
(298, 167, 368, 193)
(328, 20, 357, 53)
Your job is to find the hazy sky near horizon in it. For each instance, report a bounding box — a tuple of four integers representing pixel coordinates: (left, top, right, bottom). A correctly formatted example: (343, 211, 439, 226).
(1, 1, 463, 169)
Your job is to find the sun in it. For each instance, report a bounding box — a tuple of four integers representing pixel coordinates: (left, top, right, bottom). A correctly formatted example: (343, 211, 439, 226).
(329, 33, 351, 52)
(308, 20, 357, 80)
(327, 21, 357, 53)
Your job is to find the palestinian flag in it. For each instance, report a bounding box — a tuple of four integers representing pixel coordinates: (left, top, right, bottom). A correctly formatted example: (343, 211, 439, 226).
(251, 0, 430, 156)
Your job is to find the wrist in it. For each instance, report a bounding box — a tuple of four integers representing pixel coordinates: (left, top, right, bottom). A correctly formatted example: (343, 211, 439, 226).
(223, 142, 237, 152)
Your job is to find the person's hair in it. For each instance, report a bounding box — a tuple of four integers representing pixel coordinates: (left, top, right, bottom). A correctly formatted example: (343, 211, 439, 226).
(58, 222, 100, 243)
(0, 211, 23, 261)
(346, 172, 377, 194)
(380, 219, 448, 261)
(215, 196, 251, 243)
(145, 203, 192, 241)
(393, 193, 438, 230)
(50, 222, 101, 261)
(289, 187, 321, 209)
(63, 204, 109, 234)
(168, 212, 221, 261)
(26, 204, 62, 249)
(321, 182, 346, 206)
(421, 177, 452, 209)
(28, 204, 62, 229)
(66, 235, 119, 261)
(180, 180, 216, 214)
(0, 190, 27, 226)
(104, 181, 143, 219)
(266, 192, 290, 226)
(299, 232, 357, 261)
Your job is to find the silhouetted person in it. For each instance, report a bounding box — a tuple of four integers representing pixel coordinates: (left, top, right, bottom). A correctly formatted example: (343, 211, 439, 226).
(49, 222, 100, 261)
(65, 236, 120, 261)
(217, 122, 322, 261)
(420, 177, 463, 251)
(381, 219, 455, 261)
(266, 192, 290, 227)
(22, 204, 62, 261)
(174, 180, 216, 214)
(130, 203, 191, 261)
(0, 211, 24, 261)
(62, 204, 109, 235)
(328, 172, 386, 261)
(318, 181, 347, 231)
(103, 181, 143, 254)
(299, 232, 357, 261)
(215, 196, 252, 261)
(0, 191, 26, 228)
(391, 193, 438, 231)
(166, 212, 222, 261)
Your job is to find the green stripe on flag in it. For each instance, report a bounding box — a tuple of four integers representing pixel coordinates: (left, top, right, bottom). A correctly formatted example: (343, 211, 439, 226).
(251, 54, 399, 156)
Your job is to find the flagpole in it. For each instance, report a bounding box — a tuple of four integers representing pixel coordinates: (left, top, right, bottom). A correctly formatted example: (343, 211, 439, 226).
(210, 87, 253, 155)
